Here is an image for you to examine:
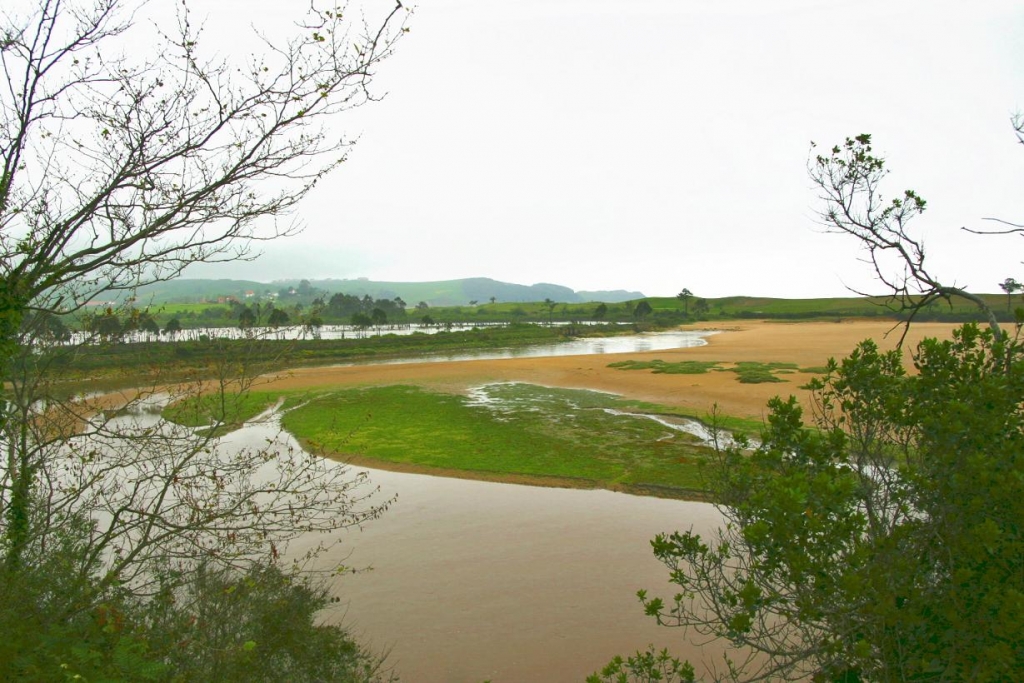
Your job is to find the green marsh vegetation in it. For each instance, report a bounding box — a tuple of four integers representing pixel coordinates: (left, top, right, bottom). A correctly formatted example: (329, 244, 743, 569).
(162, 391, 281, 435)
(609, 359, 827, 384)
(607, 359, 721, 374)
(728, 361, 798, 384)
(279, 383, 717, 495)
(165, 383, 763, 498)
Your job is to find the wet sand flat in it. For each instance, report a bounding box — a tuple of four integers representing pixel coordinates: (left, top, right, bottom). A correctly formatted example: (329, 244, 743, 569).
(260, 320, 957, 422)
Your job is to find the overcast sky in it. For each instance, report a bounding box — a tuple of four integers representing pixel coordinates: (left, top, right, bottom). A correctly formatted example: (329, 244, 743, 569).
(181, 0, 1024, 298)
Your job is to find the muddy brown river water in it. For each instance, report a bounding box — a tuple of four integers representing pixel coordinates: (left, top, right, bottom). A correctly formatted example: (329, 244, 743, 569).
(240, 322, 962, 681)
(307, 464, 726, 682)
(216, 409, 728, 683)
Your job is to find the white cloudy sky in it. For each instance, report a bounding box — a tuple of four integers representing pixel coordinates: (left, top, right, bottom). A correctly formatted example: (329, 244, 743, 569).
(182, 0, 1024, 297)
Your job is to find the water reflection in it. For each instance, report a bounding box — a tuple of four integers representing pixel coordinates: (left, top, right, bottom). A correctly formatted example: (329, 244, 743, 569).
(346, 329, 715, 366)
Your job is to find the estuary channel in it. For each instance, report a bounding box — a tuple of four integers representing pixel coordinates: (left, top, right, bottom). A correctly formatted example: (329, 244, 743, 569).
(254, 329, 727, 682)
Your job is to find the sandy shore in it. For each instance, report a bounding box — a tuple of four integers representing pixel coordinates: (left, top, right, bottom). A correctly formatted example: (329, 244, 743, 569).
(258, 320, 958, 422)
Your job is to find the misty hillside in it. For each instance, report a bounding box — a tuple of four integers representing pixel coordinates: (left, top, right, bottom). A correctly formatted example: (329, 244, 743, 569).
(125, 277, 645, 306)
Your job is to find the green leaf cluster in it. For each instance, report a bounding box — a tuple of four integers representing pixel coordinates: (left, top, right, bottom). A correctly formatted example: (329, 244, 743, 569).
(587, 646, 696, 683)
(621, 324, 1024, 681)
(0, 513, 394, 682)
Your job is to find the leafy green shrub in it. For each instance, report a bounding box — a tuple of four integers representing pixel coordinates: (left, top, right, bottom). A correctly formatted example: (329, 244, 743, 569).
(145, 564, 395, 682)
(615, 324, 1024, 681)
(0, 511, 394, 683)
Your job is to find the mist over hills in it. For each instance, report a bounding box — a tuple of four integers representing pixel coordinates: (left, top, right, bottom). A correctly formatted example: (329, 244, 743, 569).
(127, 277, 645, 306)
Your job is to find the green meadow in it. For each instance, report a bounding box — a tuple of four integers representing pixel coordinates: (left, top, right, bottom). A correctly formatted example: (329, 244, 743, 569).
(165, 383, 768, 498)
(280, 384, 717, 495)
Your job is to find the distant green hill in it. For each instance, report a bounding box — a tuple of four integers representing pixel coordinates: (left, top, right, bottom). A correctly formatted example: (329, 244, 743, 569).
(125, 277, 646, 306)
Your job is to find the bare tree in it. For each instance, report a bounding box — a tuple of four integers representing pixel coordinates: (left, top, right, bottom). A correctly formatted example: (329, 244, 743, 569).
(809, 134, 1003, 338)
(0, 0, 406, 325)
(3, 347, 390, 591)
(0, 0, 408, 659)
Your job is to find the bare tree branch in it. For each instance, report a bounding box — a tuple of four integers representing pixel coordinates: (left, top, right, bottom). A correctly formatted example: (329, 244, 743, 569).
(0, 0, 407, 616)
(1, 0, 407, 317)
(962, 216, 1024, 235)
(808, 134, 1003, 340)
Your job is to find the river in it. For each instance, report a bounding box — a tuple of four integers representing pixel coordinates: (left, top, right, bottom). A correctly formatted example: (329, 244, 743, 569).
(85, 329, 728, 681)
(215, 329, 729, 682)
(224, 417, 726, 683)
(321, 466, 724, 682)
(338, 328, 716, 366)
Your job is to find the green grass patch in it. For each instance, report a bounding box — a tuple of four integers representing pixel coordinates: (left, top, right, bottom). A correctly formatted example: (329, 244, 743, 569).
(607, 359, 722, 374)
(610, 358, 818, 384)
(724, 361, 799, 384)
(164, 392, 278, 433)
(276, 384, 721, 495)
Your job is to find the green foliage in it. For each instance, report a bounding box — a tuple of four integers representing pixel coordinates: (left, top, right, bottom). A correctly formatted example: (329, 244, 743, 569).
(0, 515, 166, 682)
(238, 307, 257, 328)
(20, 310, 71, 342)
(676, 289, 693, 318)
(267, 308, 290, 327)
(0, 512, 392, 682)
(144, 564, 394, 682)
(88, 309, 124, 340)
(626, 324, 1024, 681)
(587, 646, 696, 683)
(633, 300, 653, 320)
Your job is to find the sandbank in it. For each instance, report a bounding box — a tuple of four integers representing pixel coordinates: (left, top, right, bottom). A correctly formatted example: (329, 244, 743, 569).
(259, 320, 958, 421)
